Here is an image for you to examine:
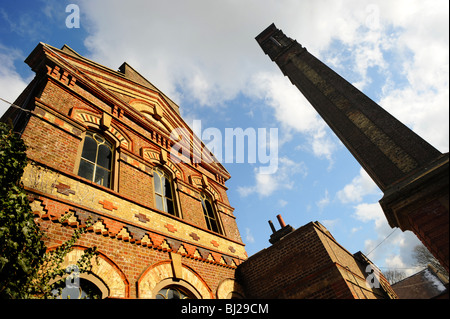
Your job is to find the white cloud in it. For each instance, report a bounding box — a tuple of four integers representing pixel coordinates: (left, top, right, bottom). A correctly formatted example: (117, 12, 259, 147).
(321, 219, 339, 232)
(316, 189, 330, 211)
(337, 168, 381, 204)
(278, 199, 288, 208)
(0, 45, 30, 117)
(248, 73, 325, 134)
(237, 157, 307, 198)
(79, 0, 276, 106)
(74, 0, 448, 163)
(353, 202, 386, 228)
(352, 202, 423, 271)
(74, 2, 349, 109)
(245, 227, 255, 244)
(376, 0, 449, 152)
(249, 72, 337, 163)
(380, 87, 449, 153)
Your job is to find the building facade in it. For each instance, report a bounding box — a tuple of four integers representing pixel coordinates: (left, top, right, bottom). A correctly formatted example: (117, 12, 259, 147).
(2, 43, 247, 299)
(237, 219, 397, 299)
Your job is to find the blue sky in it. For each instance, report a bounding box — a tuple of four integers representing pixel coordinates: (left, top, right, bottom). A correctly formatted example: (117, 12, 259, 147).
(1, 0, 448, 277)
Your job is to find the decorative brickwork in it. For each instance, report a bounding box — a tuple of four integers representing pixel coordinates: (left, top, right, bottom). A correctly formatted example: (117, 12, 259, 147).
(189, 232, 200, 241)
(52, 182, 75, 196)
(211, 240, 219, 248)
(164, 224, 177, 233)
(98, 200, 118, 211)
(5, 42, 245, 299)
(137, 261, 213, 299)
(134, 213, 150, 223)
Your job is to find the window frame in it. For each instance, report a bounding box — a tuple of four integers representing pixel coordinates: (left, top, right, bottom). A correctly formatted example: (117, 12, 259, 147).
(152, 278, 201, 299)
(152, 167, 179, 217)
(155, 285, 195, 299)
(74, 129, 119, 191)
(200, 192, 223, 235)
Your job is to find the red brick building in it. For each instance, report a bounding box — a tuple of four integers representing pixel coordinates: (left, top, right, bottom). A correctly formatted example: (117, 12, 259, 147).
(2, 42, 397, 299)
(2, 43, 247, 299)
(237, 219, 397, 299)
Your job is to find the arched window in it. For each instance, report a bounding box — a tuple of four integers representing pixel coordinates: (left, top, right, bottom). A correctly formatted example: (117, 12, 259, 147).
(156, 285, 195, 299)
(52, 278, 103, 299)
(153, 168, 176, 216)
(78, 131, 113, 188)
(201, 193, 221, 234)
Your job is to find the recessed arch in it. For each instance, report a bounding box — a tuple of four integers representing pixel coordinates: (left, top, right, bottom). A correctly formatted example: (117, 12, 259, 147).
(137, 260, 213, 299)
(216, 278, 246, 299)
(129, 99, 176, 135)
(142, 148, 184, 180)
(190, 175, 222, 202)
(73, 109, 131, 150)
(54, 246, 130, 298)
(153, 278, 202, 299)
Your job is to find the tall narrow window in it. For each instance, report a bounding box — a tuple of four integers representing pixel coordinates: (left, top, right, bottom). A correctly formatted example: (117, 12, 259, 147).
(201, 193, 221, 234)
(153, 168, 176, 216)
(78, 131, 113, 188)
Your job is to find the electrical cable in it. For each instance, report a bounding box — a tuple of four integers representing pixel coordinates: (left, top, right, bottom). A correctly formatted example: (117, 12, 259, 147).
(0, 97, 32, 112)
(366, 228, 398, 257)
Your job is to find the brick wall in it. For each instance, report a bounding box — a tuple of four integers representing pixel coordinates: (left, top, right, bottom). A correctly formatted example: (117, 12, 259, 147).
(21, 77, 238, 235)
(40, 79, 102, 116)
(236, 222, 392, 299)
(178, 191, 206, 228)
(36, 210, 238, 298)
(22, 116, 80, 173)
(236, 222, 340, 298)
(118, 161, 154, 208)
(219, 210, 243, 244)
(408, 196, 449, 272)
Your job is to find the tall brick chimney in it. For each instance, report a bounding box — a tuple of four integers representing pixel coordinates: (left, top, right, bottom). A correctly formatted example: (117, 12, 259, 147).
(256, 24, 449, 272)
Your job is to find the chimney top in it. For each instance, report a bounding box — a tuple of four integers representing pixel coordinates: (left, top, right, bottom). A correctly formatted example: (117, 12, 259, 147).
(268, 214, 295, 244)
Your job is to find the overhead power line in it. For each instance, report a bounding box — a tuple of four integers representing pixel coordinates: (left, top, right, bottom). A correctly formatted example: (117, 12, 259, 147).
(366, 228, 398, 257)
(0, 97, 32, 113)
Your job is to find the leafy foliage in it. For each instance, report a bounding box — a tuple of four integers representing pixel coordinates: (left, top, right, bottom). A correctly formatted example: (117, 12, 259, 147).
(0, 122, 98, 298)
(0, 121, 45, 298)
(32, 213, 99, 299)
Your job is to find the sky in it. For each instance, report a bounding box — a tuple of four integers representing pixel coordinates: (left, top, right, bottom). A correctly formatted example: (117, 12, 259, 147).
(1, 0, 448, 278)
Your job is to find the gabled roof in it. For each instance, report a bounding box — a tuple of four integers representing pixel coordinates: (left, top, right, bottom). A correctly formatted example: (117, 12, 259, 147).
(392, 265, 449, 299)
(117, 62, 158, 92)
(25, 42, 231, 180)
(51, 43, 180, 115)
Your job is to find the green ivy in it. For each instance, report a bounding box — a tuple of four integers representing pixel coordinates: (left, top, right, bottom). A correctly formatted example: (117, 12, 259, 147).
(0, 122, 98, 299)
